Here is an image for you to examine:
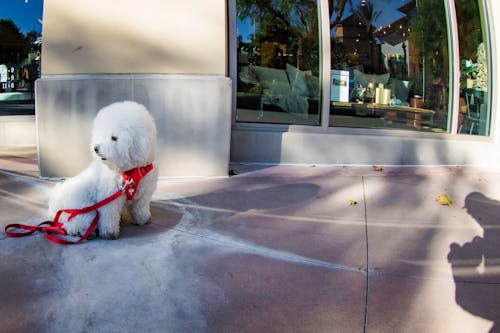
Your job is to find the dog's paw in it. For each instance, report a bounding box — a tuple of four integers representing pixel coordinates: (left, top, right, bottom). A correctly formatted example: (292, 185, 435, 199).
(98, 230, 119, 240)
(131, 216, 151, 226)
(86, 230, 98, 240)
(62, 222, 88, 238)
(130, 208, 151, 226)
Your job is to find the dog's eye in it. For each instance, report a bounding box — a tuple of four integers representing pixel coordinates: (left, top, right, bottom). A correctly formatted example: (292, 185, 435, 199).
(111, 136, 118, 142)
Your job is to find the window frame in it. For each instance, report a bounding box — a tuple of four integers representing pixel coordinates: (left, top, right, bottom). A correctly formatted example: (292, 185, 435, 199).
(228, 0, 495, 141)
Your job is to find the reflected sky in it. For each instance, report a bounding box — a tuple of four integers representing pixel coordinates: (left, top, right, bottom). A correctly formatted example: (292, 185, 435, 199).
(0, 0, 43, 33)
(237, 0, 412, 42)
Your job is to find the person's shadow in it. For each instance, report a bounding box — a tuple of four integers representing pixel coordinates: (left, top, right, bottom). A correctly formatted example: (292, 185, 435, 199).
(448, 192, 500, 332)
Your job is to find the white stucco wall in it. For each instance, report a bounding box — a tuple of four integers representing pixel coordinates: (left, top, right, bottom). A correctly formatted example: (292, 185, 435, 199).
(41, 0, 227, 75)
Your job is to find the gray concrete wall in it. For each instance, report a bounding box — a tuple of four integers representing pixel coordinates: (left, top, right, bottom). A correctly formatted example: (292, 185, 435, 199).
(36, 75, 232, 178)
(230, 128, 499, 166)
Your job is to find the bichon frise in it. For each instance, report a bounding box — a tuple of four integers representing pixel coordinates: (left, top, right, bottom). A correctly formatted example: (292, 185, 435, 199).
(48, 101, 159, 240)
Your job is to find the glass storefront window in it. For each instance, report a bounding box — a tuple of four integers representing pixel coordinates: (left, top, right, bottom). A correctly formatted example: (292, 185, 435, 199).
(456, 0, 490, 136)
(0, 0, 43, 116)
(235, 0, 322, 125)
(329, 0, 451, 132)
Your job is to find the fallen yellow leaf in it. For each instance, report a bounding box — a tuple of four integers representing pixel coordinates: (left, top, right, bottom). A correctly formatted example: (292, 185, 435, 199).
(372, 165, 383, 172)
(435, 194, 453, 206)
(347, 199, 358, 205)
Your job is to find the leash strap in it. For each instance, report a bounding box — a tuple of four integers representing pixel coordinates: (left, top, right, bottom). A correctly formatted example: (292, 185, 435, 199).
(4, 189, 123, 245)
(4, 163, 153, 245)
(44, 211, 100, 245)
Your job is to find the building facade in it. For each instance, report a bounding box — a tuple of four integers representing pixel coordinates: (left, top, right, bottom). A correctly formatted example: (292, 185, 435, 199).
(36, 0, 500, 177)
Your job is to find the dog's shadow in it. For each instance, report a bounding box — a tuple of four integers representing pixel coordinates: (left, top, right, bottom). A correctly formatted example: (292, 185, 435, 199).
(117, 182, 321, 240)
(447, 192, 500, 332)
(118, 204, 183, 239)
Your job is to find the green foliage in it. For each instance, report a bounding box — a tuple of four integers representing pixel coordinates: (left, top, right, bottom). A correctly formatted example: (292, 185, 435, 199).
(455, 0, 482, 59)
(329, 0, 351, 28)
(0, 19, 26, 64)
(236, 0, 319, 72)
(410, 0, 449, 78)
(411, 0, 446, 55)
(352, 0, 380, 35)
(0, 19, 40, 65)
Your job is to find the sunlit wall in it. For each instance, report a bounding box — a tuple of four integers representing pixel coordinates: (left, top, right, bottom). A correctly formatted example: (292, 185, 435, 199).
(41, 0, 227, 75)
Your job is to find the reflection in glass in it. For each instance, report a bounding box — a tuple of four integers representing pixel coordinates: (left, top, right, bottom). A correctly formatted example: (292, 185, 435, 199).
(235, 0, 321, 125)
(456, 0, 490, 136)
(329, 0, 450, 132)
(0, 1, 42, 116)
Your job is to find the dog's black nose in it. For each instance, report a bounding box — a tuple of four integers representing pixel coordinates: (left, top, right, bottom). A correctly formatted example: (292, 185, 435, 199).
(93, 145, 100, 154)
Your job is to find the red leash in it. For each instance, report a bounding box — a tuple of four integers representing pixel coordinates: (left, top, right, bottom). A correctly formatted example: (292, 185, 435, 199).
(4, 163, 153, 245)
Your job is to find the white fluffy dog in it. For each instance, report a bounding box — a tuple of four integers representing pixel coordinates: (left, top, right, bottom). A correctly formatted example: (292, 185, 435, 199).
(48, 101, 159, 239)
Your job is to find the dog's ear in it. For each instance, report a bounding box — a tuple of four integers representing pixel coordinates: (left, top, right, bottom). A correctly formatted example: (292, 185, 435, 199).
(130, 134, 154, 165)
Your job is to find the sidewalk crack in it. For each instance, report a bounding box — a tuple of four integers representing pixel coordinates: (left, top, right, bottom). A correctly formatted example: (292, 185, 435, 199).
(362, 176, 370, 333)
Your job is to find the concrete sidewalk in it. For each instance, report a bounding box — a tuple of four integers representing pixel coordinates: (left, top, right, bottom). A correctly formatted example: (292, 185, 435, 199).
(1, 146, 499, 332)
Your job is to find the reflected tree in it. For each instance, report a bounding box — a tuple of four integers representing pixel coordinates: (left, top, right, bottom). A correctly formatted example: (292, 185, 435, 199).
(410, 0, 448, 80)
(352, 0, 381, 72)
(237, 0, 319, 72)
(0, 19, 41, 94)
(410, 0, 449, 127)
(0, 19, 27, 65)
(329, 0, 351, 28)
(455, 0, 482, 60)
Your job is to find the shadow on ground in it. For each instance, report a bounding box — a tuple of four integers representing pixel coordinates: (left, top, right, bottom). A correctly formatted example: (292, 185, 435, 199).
(448, 192, 500, 332)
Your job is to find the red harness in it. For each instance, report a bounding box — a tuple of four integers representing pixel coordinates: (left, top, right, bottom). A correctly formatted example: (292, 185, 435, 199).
(4, 163, 154, 245)
(121, 164, 154, 200)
